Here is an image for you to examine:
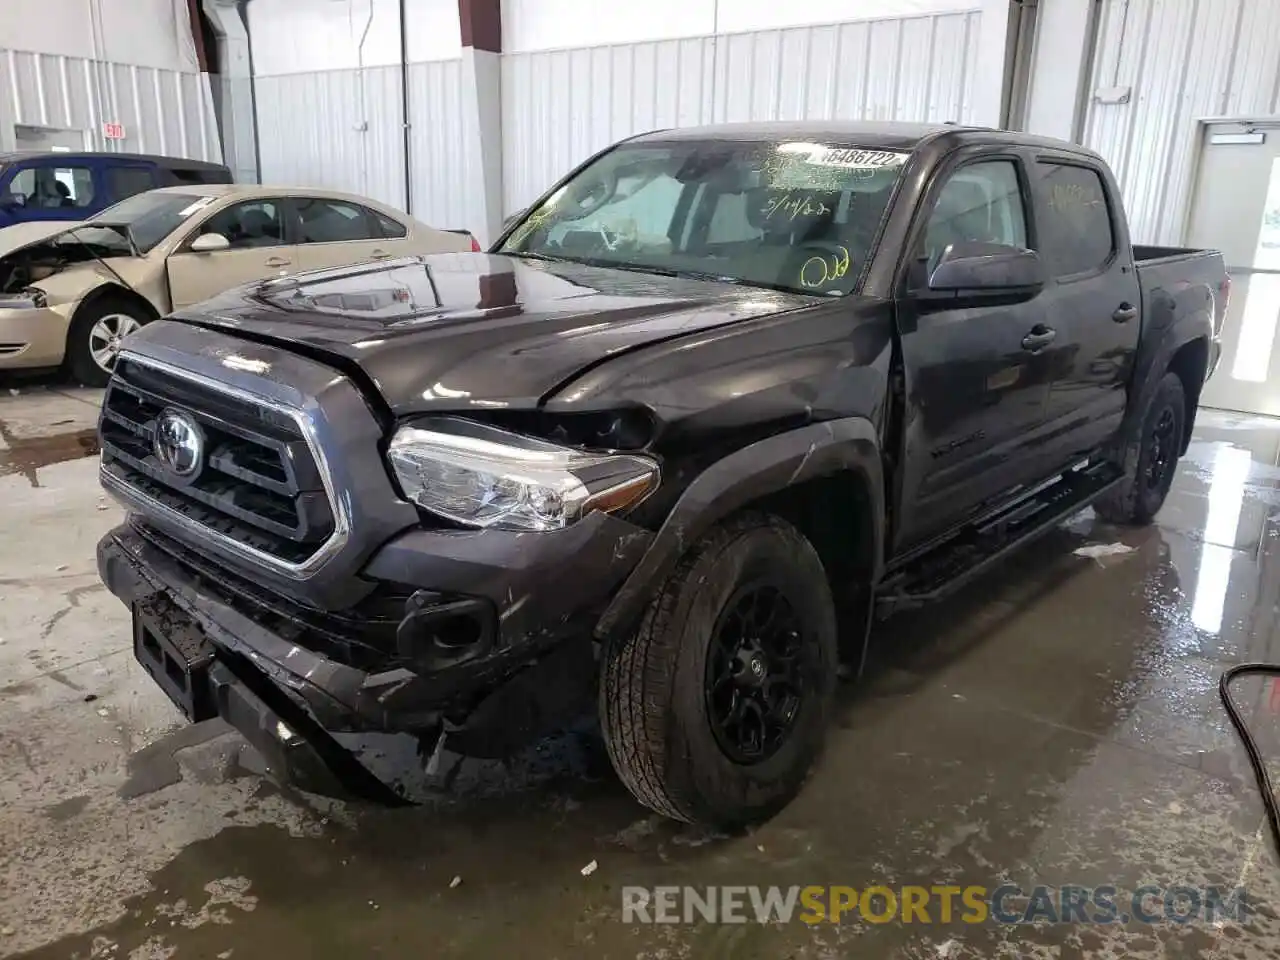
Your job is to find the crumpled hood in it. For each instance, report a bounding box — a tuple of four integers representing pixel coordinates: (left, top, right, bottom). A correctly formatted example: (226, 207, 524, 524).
(170, 252, 814, 415)
(0, 220, 77, 257)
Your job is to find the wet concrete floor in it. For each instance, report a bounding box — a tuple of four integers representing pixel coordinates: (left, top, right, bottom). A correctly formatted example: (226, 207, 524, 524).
(3, 386, 1280, 958)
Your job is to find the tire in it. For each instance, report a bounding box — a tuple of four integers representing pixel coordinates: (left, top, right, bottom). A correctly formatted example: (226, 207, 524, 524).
(1093, 371, 1186, 525)
(65, 297, 150, 387)
(599, 512, 838, 828)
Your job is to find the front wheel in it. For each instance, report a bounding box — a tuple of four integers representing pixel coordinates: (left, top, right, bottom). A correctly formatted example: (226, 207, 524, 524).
(599, 513, 837, 828)
(65, 298, 149, 387)
(1094, 371, 1186, 525)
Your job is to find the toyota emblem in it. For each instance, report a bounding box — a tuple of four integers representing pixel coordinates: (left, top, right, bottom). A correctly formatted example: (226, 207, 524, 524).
(153, 409, 204, 479)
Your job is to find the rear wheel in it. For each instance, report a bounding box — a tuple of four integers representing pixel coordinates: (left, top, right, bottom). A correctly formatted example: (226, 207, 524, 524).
(1094, 371, 1186, 524)
(65, 297, 149, 387)
(599, 513, 837, 828)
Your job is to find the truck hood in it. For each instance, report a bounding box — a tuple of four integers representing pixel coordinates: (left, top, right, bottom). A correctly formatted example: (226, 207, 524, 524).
(172, 252, 815, 414)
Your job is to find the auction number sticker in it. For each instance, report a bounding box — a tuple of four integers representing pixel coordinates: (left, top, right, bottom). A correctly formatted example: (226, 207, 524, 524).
(806, 148, 908, 169)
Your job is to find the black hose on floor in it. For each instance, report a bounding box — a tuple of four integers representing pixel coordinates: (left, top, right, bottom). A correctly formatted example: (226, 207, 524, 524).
(1220, 664, 1280, 857)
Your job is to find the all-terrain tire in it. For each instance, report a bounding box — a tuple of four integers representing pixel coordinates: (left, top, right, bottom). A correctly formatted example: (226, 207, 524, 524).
(1093, 371, 1186, 525)
(599, 512, 838, 828)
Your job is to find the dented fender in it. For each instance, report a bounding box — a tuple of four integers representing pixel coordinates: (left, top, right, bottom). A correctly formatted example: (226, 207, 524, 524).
(595, 416, 884, 640)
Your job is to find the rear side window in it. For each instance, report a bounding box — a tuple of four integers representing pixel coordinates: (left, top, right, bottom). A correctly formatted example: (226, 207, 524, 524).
(295, 198, 379, 243)
(375, 211, 407, 239)
(1035, 162, 1114, 276)
(107, 166, 156, 202)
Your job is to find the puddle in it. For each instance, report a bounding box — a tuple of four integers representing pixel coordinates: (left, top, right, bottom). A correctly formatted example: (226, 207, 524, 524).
(0, 425, 99, 486)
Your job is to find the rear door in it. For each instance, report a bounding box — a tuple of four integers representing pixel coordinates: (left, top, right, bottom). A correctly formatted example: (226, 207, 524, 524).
(1030, 156, 1142, 458)
(893, 151, 1055, 552)
(166, 198, 298, 309)
(287, 196, 396, 272)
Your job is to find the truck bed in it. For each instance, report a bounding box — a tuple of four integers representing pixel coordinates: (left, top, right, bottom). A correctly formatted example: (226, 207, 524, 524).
(1133, 244, 1220, 266)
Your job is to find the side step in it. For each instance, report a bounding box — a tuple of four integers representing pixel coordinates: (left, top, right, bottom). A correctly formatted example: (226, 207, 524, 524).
(874, 461, 1125, 617)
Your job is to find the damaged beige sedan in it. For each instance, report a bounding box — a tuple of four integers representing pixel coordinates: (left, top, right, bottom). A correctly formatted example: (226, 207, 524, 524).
(0, 185, 475, 385)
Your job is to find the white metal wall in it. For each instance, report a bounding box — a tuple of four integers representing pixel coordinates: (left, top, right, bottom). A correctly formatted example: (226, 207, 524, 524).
(501, 10, 982, 214)
(1083, 0, 1280, 245)
(0, 48, 221, 161)
(249, 0, 471, 228)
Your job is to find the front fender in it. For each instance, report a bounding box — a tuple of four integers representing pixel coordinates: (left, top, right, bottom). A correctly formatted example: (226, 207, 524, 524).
(594, 416, 884, 640)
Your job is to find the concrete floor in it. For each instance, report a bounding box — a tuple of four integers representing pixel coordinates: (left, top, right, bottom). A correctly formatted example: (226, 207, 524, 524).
(3, 384, 1280, 959)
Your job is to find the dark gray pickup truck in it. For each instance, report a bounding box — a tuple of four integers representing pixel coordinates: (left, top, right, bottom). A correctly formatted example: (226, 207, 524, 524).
(96, 121, 1226, 827)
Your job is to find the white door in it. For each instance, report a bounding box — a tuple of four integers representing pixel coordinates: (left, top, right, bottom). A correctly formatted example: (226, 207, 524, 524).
(1186, 123, 1280, 415)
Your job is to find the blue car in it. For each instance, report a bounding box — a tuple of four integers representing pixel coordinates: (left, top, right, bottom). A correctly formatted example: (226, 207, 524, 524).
(0, 151, 232, 228)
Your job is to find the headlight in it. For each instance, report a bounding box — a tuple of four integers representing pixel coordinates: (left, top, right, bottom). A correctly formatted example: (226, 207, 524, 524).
(387, 417, 659, 531)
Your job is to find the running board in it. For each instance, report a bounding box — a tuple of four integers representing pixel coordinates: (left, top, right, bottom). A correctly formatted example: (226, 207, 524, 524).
(874, 461, 1125, 617)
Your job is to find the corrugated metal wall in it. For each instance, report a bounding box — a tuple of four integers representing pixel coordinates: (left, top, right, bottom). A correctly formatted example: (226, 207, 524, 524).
(254, 59, 470, 230)
(1, 48, 220, 160)
(501, 10, 982, 213)
(1083, 0, 1280, 244)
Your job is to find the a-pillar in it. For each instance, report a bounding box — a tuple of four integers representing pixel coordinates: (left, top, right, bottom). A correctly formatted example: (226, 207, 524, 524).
(459, 0, 503, 246)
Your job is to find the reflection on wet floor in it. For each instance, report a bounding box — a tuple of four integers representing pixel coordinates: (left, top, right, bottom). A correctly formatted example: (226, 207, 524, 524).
(5, 405, 1280, 958)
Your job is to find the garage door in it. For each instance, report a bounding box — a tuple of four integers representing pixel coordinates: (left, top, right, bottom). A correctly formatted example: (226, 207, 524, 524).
(1186, 122, 1280, 416)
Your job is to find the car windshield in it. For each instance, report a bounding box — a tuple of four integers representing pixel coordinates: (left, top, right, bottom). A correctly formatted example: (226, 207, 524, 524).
(82, 191, 218, 253)
(497, 140, 909, 296)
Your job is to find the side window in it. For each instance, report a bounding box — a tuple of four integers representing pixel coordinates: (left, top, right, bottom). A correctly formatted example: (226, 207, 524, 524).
(919, 160, 1028, 272)
(106, 166, 156, 203)
(1035, 162, 1114, 276)
(705, 191, 763, 245)
(198, 200, 284, 249)
(295, 198, 379, 243)
(375, 210, 407, 239)
(8, 165, 95, 209)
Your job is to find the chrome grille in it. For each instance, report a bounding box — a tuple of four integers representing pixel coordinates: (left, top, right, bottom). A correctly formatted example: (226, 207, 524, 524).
(99, 356, 337, 565)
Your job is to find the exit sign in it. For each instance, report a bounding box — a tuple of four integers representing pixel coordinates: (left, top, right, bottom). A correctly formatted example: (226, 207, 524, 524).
(102, 121, 126, 140)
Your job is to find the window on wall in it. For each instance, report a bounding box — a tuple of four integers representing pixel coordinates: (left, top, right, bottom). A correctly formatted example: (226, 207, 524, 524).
(1035, 162, 1114, 277)
(8, 166, 95, 209)
(919, 160, 1028, 273)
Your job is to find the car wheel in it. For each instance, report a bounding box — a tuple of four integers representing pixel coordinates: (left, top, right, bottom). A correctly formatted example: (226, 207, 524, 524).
(599, 512, 837, 828)
(1094, 371, 1186, 525)
(66, 298, 149, 387)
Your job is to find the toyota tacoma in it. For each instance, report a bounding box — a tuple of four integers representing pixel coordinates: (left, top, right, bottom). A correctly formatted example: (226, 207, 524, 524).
(96, 122, 1227, 827)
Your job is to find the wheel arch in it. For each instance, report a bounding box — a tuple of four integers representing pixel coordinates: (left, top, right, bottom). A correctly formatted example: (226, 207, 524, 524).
(70, 283, 162, 334)
(595, 417, 885, 667)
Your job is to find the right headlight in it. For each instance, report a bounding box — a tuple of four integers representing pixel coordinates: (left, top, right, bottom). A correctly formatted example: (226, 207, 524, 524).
(387, 417, 660, 532)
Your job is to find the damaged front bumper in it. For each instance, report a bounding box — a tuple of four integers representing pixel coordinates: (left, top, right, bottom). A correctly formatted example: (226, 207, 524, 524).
(97, 513, 652, 800)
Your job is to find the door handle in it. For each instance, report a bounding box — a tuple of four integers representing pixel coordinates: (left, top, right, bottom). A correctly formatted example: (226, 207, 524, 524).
(1021, 326, 1057, 352)
(265, 256, 291, 268)
(1112, 302, 1138, 323)
(369, 248, 391, 259)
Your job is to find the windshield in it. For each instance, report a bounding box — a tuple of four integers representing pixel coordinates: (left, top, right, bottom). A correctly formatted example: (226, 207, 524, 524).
(498, 140, 909, 296)
(83, 191, 217, 253)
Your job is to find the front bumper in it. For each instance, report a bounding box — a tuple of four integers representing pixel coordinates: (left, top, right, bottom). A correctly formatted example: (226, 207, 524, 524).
(0, 303, 69, 368)
(98, 508, 652, 794)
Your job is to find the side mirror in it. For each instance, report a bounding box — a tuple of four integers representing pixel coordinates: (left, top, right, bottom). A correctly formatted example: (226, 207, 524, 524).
(923, 242, 1045, 304)
(503, 207, 528, 231)
(190, 232, 231, 253)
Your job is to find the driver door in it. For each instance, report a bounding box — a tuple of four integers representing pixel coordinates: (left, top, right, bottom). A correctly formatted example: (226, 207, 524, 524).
(892, 154, 1055, 552)
(166, 199, 298, 309)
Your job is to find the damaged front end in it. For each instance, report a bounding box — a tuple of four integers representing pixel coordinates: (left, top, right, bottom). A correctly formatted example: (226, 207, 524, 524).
(94, 326, 659, 801)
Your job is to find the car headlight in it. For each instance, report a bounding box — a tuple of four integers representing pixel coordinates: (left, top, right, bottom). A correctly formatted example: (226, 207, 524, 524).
(387, 417, 659, 531)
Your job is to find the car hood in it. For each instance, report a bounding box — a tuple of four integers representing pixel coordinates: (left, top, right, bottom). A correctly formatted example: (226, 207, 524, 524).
(172, 252, 816, 415)
(0, 220, 78, 256)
